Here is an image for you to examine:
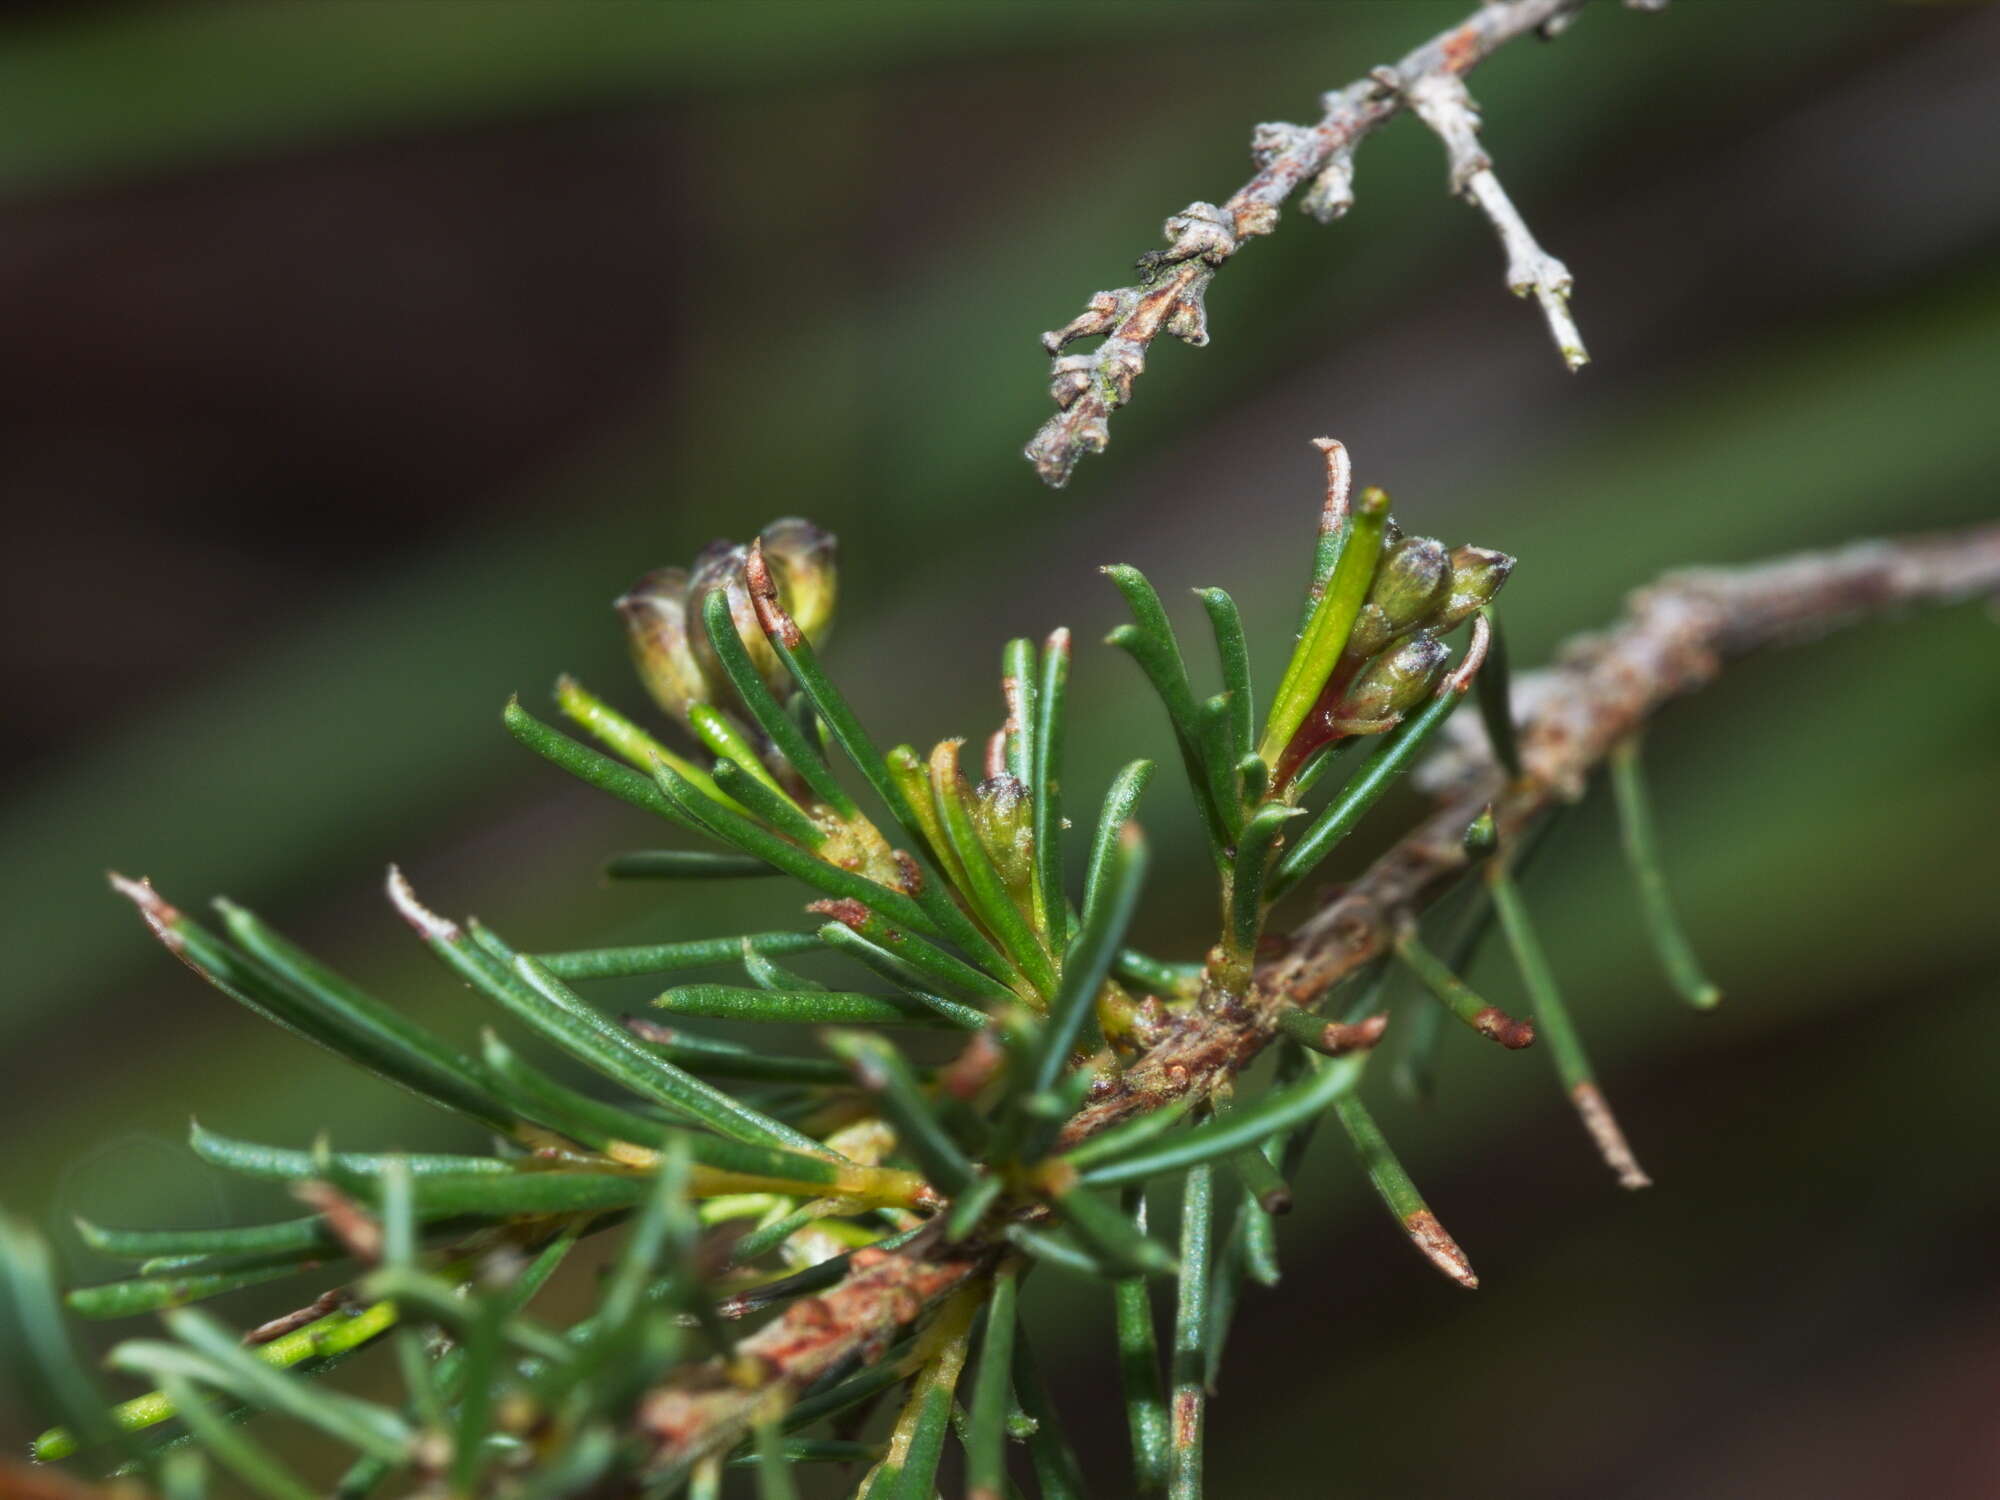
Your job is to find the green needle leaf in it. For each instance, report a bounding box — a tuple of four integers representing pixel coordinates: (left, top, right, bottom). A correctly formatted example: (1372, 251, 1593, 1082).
(1488, 857, 1652, 1190)
(1393, 925, 1535, 1048)
(216, 898, 517, 1131)
(552, 675, 735, 807)
(533, 931, 820, 981)
(1082, 761, 1155, 921)
(504, 696, 705, 832)
(1059, 1094, 1196, 1172)
(1260, 484, 1389, 768)
(1195, 694, 1244, 840)
(1610, 737, 1722, 1009)
(815, 906, 1016, 1004)
(1332, 1095, 1478, 1288)
(146, 1370, 316, 1500)
(621, 1018, 856, 1084)
(745, 557, 1025, 988)
(604, 850, 778, 880)
(710, 754, 827, 849)
(966, 1264, 1021, 1500)
(1052, 1183, 1178, 1279)
(650, 759, 941, 940)
(1011, 1330, 1088, 1500)
(878, 1297, 975, 1500)
(1228, 802, 1307, 956)
(476, 1029, 673, 1154)
(655, 984, 981, 1031)
(1269, 677, 1470, 899)
(701, 587, 856, 816)
(752, 1417, 803, 1500)
(65, 1258, 320, 1320)
(1079, 1050, 1367, 1189)
(1111, 1193, 1169, 1496)
(1, 1215, 134, 1460)
(1103, 565, 1226, 860)
(75, 1215, 338, 1263)
(110, 878, 515, 1134)
(1002, 638, 1038, 788)
(930, 739, 1057, 999)
(824, 1030, 976, 1195)
(187, 1122, 509, 1183)
(1167, 1164, 1215, 1500)
(159, 1306, 412, 1461)
(388, 869, 824, 1155)
(1197, 587, 1254, 766)
(1027, 821, 1149, 1145)
(1112, 949, 1200, 1000)
(1032, 628, 1072, 954)
(944, 1173, 1004, 1244)
(1474, 607, 1523, 778)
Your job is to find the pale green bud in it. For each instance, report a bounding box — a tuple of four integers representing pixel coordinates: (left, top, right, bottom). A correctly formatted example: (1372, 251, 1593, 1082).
(1433, 545, 1515, 630)
(1329, 631, 1448, 733)
(1346, 536, 1451, 660)
(686, 540, 783, 704)
(615, 566, 708, 728)
(756, 518, 838, 646)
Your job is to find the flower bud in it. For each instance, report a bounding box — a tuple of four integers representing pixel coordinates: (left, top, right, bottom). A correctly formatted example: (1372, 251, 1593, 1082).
(686, 540, 784, 704)
(1433, 545, 1515, 630)
(621, 520, 840, 726)
(616, 566, 709, 727)
(1329, 631, 1448, 733)
(1346, 536, 1451, 660)
(755, 518, 838, 645)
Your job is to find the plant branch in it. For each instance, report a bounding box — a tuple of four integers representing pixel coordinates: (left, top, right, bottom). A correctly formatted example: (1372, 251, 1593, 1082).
(1024, 0, 1663, 487)
(634, 520, 2000, 1472)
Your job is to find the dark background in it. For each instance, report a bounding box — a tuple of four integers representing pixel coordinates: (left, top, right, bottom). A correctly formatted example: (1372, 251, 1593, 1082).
(3, 3, 1998, 1495)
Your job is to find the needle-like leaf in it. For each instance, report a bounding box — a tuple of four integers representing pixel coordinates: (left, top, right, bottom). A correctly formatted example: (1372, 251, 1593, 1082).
(534, 931, 819, 981)
(111, 878, 514, 1134)
(1487, 856, 1651, 1190)
(1112, 1192, 1170, 1496)
(654, 983, 981, 1031)
(603, 850, 779, 880)
(1167, 1164, 1215, 1500)
(1079, 1050, 1366, 1189)
(1332, 1095, 1478, 1288)
(1032, 628, 1072, 954)
(504, 696, 704, 832)
(1269, 675, 1471, 898)
(701, 586, 856, 816)
(1474, 606, 1522, 778)
(1104, 566, 1226, 859)
(389, 870, 825, 1155)
(965, 1264, 1021, 1500)
(1610, 737, 1721, 1009)
(824, 1030, 976, 1195)
(1260, 484, 1388, 767)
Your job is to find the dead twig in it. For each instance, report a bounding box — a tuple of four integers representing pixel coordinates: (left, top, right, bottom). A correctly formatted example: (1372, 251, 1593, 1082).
(1025, 0, 1665, 487)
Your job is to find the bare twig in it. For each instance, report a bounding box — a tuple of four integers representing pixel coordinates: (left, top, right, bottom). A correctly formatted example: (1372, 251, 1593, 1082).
(637, 520, 2000, 1471)
(1400, 69, 1588, 369)
(1024, 0, 1659, 487)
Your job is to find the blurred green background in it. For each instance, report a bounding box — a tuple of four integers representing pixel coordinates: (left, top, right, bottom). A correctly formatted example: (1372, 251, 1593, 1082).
(3, 2, 1997, 1494)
